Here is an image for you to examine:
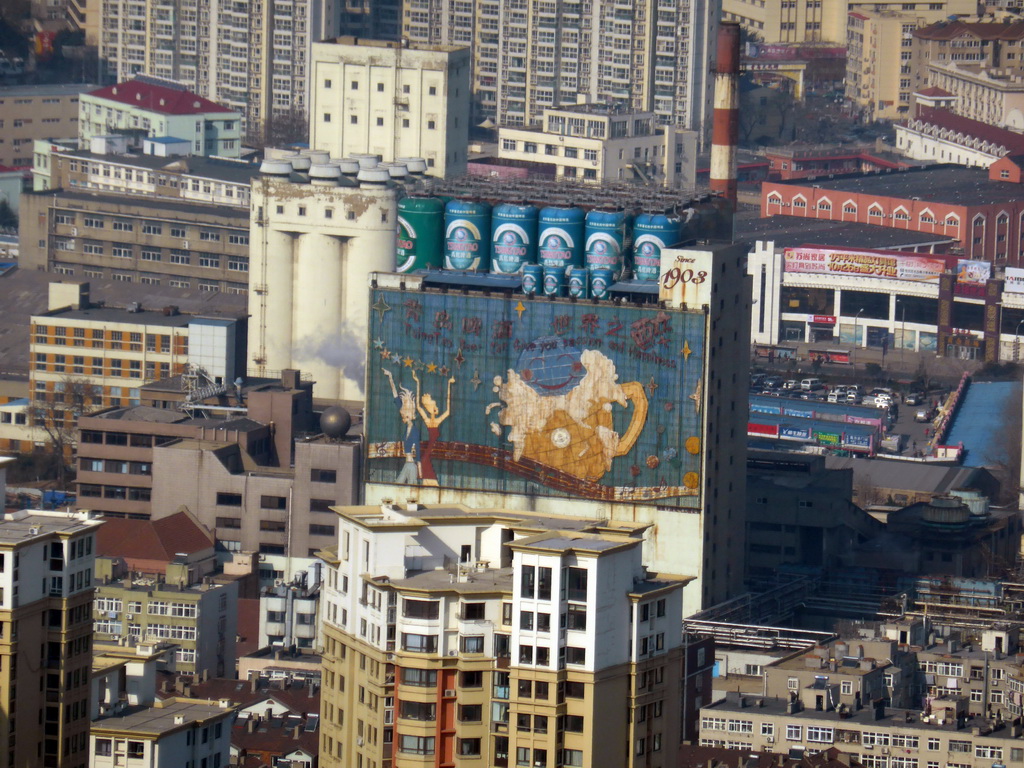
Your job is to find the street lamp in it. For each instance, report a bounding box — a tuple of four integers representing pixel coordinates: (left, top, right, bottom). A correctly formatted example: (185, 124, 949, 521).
(853, 307, 865, 366)
(1015, 317, 1024, 363)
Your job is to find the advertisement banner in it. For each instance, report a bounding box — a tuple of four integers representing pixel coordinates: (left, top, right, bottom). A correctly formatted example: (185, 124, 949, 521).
(843, 433, 873, 448)
(1006, 267, 1024, 295)
(814, 430, 841, 446)
(365, 289, 706, 508)
(748, 423, 780, 437)
(845, 414, 880, 427)
(779, 425, 811, 441)
(957, 259, 991, 284)
(750, 401, 782, 416)
(783, 405, 816, 419)
(784, 247, 947, 283)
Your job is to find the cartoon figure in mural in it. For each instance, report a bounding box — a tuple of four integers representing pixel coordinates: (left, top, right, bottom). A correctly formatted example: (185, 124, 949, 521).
(490, 346, 648, 482)
(382, 368, 421, 485)
(411, 370, 455, 487)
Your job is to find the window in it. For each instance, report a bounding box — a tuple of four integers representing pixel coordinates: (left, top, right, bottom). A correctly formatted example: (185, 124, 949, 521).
(461, 635, 484, 653)
(566, 604, 587, 630)
(402, 633, 437, 652)
(402, 668, 437, 687)
(403, 599, 439, 619)
(807, 726, 833, 743)
(458, 738, 481, 756)
(565, 567, 587, 600)
(400, 700, 436, 721)
(311, 468, 337, 483)
(761, 723, 775, 737)
(399, 735, 434, 755)
(458, 704, 482, 722)
(562, 749, 583, 767)
(309, 524, 335, 536)
(565, 646, 586, 665)
(786, 725, 802, 740)
(216, 492, 242, 506)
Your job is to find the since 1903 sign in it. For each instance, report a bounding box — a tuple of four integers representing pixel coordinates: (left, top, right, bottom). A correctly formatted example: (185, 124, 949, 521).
(364, 288, 707, 508)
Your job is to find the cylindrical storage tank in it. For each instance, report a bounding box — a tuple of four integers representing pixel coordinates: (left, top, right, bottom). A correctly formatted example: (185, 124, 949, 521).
(585, 209, 628, 278)
(921, 495, 970, 527)
(357, 168, 391, 186)
(352, 153, 380, 169)
(396, 196, 445, 272)
(490, 203, 539, 275)
(290, 154, 312, 172)
(444, 200, 492, 271)
(537, 206, 585, 276)
(568, 267, 589, 299)
(381, 162, 409, 180)
(337, 159, 360, 176)
(260, 229, 296, 370)
(632, 213, 682, 282)
(259, 160, 293, 176)
(397, 157, 428, 175)
(307, 150, 331, 165)
(309, 164, 341, 185)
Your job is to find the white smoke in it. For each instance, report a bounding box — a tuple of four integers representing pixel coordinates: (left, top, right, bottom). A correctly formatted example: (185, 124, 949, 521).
(293, 324, 367, 394)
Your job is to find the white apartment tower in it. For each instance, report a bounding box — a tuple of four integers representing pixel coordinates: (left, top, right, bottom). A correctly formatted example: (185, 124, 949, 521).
(401, 0, 718, 141)
(92, 0, 339, 141)
(309, 37, 472, 177)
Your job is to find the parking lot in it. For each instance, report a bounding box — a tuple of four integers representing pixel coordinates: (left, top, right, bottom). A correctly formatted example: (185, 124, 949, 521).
(750, 374, 951, 457)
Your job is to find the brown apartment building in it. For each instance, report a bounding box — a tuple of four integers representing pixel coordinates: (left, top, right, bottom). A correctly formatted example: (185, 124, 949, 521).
(19, 189, 251, 293)
(0, 83, 93, 168)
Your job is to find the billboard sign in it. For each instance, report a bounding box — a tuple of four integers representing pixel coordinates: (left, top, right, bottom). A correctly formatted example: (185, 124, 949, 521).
(365, 289, 707, 508)
(780, 425, 811, 441)
(748, 422, 779, 437)
(784, 247, 947, 283)
(1006, 267, 1024, 295)
(659, 248, 714, 309)
(843, 433, 873, 449)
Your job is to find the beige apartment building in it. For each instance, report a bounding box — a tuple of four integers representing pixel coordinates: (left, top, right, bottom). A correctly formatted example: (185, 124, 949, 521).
(913, 17, 1024, 88)
(309, 37, 471, 178)
(401, 0, 717, 138)
(847, 10, 927, 121)
(722, 0, 977, 45)
(317, 502, 693, 768)
(497, 103, 698, 187)
(927, 60, 1024, 130)
(0, 83, 93, 168)
(19, 186, 251, 292)
(0, 507, 103, 768)
(30, 282, 245, 414)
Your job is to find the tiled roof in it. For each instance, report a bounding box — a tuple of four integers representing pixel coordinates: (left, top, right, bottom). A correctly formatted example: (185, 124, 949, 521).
(156, 674, 320, 717)
(96, 509, 214, 563)
(909, 106, 1024, 154)
(915, 86, 953, 98)
(915, 19, 1024, 41)
(87, 79, 235, 116)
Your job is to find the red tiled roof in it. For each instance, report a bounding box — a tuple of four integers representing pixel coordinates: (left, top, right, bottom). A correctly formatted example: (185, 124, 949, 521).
(96, 510, 214, 563)
(915, 19, 1024, 41)
(909, 106, 1024, 154)
(87, 79, 234, 115)
(156, 674, 320, 717)
(916, 86, 953, 98)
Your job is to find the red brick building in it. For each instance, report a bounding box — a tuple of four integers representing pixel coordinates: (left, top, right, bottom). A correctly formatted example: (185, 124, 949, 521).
(765, 146, 916, 181)
(760, 165, 1024, 265)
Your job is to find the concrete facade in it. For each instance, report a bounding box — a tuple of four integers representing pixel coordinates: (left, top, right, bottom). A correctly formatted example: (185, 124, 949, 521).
(0, 509, 103, 768)
(309, 37, 471, 178)
(18, 187, 251, 293)
(93, 0, 339, 141)
(0, 83, 93, 168)
(401, 0, 717, 141)
(497, 104, 698, 188)
(927, 61, 1024, 131)
(317, 501, 699, 768)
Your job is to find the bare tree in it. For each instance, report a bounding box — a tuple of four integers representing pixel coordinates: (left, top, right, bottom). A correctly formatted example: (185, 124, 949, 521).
(254, 107, 310, 148)
(30, 376, 102, 489)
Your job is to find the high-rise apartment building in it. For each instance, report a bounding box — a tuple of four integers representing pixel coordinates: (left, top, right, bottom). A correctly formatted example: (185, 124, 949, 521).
(401, 0, 717, 138)
(317, 501, 691, 768)
(309, 37, 471, 177)
(91, 0, 339, 141)
(0, 507, 103, 768)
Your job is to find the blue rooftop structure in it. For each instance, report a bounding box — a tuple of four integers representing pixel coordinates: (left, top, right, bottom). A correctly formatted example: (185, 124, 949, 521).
(945, 380, 1021, 467)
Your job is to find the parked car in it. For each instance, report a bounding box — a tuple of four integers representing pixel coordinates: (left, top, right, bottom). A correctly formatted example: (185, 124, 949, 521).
(915, 407, 935, 423)
(783, 379, 798, 390)
(904, 392, 925, 406)
(763, 375, 784, 389)
(845, 391, 862, 404)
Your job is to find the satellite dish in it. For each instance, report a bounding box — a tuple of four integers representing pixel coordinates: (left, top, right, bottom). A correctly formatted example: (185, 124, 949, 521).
(320, 406, 352, 439)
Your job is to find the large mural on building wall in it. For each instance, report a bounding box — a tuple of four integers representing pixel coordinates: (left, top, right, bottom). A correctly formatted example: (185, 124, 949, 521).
(364, 289, 707, 508)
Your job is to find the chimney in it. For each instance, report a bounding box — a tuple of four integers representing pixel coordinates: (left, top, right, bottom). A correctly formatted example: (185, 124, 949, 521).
(247, 717, 257, 733)
(710, 22, 741, 228)
(250, 674, 258, 692)
(293, 724, 302, 739)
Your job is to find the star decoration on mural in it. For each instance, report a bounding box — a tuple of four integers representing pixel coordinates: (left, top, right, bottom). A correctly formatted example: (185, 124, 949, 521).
(646, 376, 659, 396)
(371, 294, 391, 322)
(403, 356, 414, 368)
(690, 378, 703, 414)
(439, 366, 450, 378)
(372, 338, 384, 350)
(379, 348, 391, 360)
(515, 300, 527, 319)
(681, 340, 692, 361)
(426, 362, 438, 373)
(453, 348, 465, 367)
(471, 370, 482, 391)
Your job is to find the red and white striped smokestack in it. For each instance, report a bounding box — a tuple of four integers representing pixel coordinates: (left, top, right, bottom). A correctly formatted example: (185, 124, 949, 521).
(710, 22, 741, 209)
